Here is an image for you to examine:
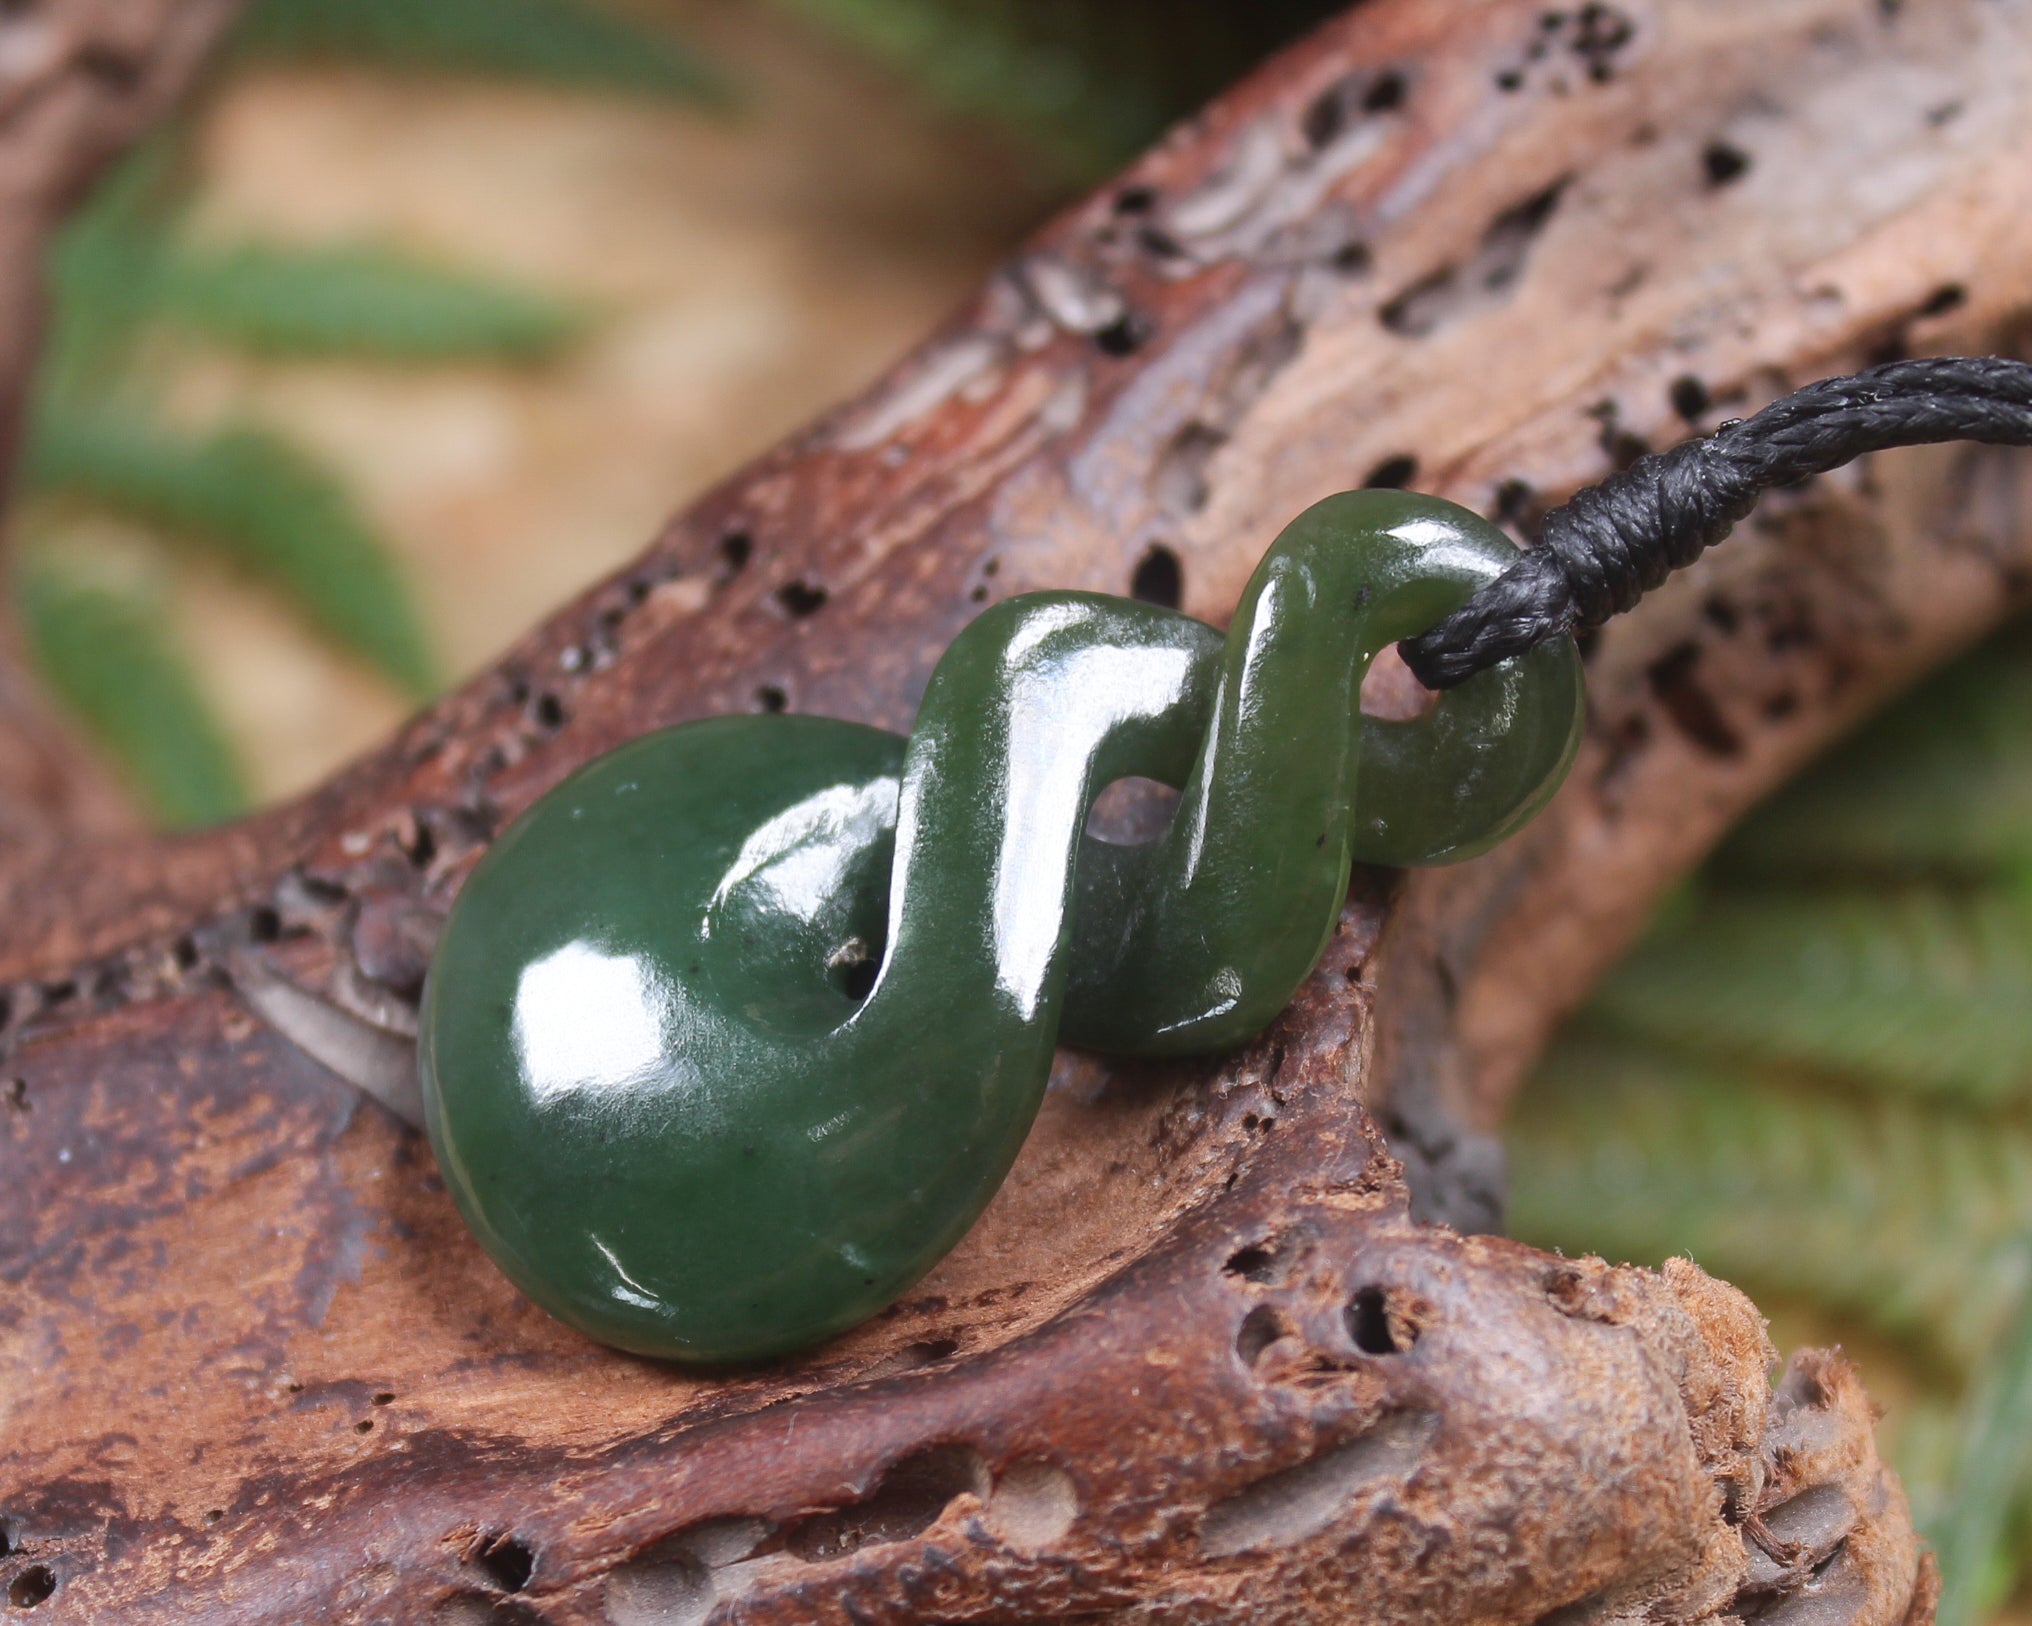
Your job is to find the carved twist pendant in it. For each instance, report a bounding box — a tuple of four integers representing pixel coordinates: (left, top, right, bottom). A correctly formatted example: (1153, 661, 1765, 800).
(419, 492, 1585, 1361)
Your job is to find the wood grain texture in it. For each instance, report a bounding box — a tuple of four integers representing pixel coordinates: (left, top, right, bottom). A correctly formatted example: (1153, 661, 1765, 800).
(8, 0, 2031, 1620)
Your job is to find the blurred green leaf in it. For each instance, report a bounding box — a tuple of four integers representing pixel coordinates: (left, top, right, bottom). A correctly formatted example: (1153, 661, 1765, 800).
(16, 557, 246, 828)
(1716, 636, 2032, 884)
(1932, 1279, 2032, 1626)
(157, 241, 585, 363)
(41, 147, 183, 404)
(766, 0, 1343, 181)
(767, 0, 1156, 177)
(1514, 615, 2032, 1615)
(1507, 1033, 2032, 1376)
(1589, 891, 2032, 1106)
(26, 413, 437, 698)
(232, 0, 733, 107)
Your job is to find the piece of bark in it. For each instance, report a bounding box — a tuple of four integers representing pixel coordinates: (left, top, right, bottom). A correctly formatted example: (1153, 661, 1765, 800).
(6, 0, 2028, 1620)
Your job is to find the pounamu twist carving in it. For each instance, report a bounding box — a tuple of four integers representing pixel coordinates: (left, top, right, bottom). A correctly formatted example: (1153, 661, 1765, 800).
(419, 491, 1584, 1362)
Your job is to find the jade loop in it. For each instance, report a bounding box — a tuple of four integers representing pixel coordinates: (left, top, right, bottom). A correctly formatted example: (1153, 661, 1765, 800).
(419, 492, 1585, 1362)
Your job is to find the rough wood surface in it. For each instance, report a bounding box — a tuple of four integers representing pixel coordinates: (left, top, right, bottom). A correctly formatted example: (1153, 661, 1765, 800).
(6, 1, 2030, 1620)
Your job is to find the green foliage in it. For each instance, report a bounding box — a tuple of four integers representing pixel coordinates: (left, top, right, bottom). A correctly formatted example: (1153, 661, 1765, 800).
(16, 558, 246, 827)
(1933, 1283, 2032, 1626)
(1509, 624, 2032, 1619)
(31, 147, 575, 701)
(40, 144, 181, 402)
(1508, 1033, 2032, 1375)
(1716, 634, 2032, 884)
(1588, 891, 2032, 1106)
(14, 0, 730, 821)
(766, 0, 1343, 180)
(231, 0, 733, 107)
(27, 413, 437, 698)
(156, 241, 586, 364)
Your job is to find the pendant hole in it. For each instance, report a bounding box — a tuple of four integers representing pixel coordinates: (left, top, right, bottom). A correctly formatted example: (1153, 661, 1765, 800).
(1085, 777, 1180, 846)
(1360, 645, 1439, 722)
(827, 938, 883, 1004)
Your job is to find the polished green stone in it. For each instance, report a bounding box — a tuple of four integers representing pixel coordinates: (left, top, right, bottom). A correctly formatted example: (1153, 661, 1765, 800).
(418, 491, 1584, 1362)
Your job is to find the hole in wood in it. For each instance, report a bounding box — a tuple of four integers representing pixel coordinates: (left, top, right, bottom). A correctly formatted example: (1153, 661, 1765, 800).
(472, 1533, 536, 1593)
(1155, 423, 1225, 516)
(1918, 282, 1967, 317)
(1130, 544, 1183, 608)
(1380, 179, 1567, 336)
(1703, 140, 1751, 187)
(1236, 1303, 1292, 1367)
(8, 1566, 55, 1609)
(1224, 1243, 1277, 1283)
(775, 580, 827, 619)
(605, 1517, 771, 1626)
(1093, 313, 1148, 357)
(781, 1445, 988, 1563)
(1348, 1286, 1410, 1354)
(1301, 75, 1361, 148)
(1363, 454, 1419, 490)
(1647, 642, 1744, 757)
(985, 1460, 1078, 1550)
(1364, 71, 1408, 113)
(604, 1556, 710, 1626)
(1199, 1413, 1436, 1555)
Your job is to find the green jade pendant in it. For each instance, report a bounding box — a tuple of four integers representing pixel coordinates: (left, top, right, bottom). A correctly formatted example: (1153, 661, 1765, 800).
(419, 492, 1585, 1362)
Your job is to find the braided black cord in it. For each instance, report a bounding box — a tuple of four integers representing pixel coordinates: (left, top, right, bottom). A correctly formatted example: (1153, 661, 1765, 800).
(1397, 356, 2032, 690)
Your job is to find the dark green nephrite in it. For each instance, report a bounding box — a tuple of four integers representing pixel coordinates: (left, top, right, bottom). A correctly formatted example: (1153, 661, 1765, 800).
(419, 492, 1585, 1362)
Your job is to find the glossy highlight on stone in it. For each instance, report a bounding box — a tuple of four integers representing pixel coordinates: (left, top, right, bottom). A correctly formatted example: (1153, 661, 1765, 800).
(418, 492, 1585, 1362)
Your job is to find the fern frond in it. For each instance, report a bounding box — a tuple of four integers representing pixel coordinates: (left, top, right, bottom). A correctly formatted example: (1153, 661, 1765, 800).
(764, 0, 1342, 180)
(231, 0, 732, 107)
(1932, 1279, 2032, 1626)
(25, 413, 436, 698)
(1718, 639, 2032, 883)
(16, 557, 246, 828)
(1588, 892, 2032, 1107)
(158, 242, 584, 363)
(1506, 1033, 2032, 1375)
(765, 0, 1157, 177)
(40, 146, 186, 404)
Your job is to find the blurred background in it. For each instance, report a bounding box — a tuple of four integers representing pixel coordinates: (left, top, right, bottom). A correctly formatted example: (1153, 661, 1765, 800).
(19, 3, 2026, 1620)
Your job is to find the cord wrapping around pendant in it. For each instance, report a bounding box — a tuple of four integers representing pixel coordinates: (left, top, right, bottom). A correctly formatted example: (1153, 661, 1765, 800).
(418, 490, 1584, 1362)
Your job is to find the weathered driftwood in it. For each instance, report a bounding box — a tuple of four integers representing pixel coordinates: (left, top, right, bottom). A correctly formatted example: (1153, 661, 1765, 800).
(5, 0, 2030, 1620)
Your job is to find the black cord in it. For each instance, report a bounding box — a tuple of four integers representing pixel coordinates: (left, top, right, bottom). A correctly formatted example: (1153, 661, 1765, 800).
(1397, 356, 2032, 690)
